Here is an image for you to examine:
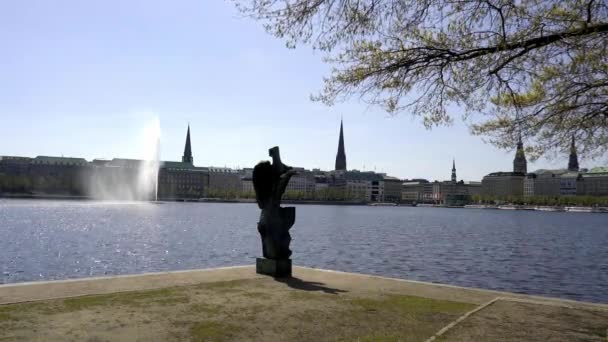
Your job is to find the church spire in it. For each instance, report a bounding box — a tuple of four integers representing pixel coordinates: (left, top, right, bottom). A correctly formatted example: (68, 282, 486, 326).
(451, 159, 457, 182)
(513, 134, 527, 174)
(182, 124, 193, 164)
(334, 118, 347, 171)
(568, 135, 579, 172)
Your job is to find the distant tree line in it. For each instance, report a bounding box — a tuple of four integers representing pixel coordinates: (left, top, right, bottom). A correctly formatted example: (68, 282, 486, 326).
(209, 187, 369, 202)
(0, 173, 86, 196)
(472, 194, 608, 206)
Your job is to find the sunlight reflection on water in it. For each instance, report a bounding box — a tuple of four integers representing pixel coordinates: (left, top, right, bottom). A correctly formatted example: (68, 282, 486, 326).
(1, 199, 607, 303)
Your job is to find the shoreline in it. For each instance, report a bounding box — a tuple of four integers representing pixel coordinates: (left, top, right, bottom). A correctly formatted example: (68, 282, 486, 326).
(464, 204, 608, 213)
(2, 265, 606, 308)
(2, 194, 607, 212)
(0, 193, 370, 206)
(0, 195, 369, 206)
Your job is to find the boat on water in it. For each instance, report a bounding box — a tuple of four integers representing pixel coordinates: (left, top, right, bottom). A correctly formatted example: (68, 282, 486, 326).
(464, 204, 486, 209)
(566, 206, 593, 213)
(591, 207, 608, 213)
(498, 205, 518, 210)
(535, 206, 566, 212)
(369, 202, 397, 206)
(464, 204, 500, 209)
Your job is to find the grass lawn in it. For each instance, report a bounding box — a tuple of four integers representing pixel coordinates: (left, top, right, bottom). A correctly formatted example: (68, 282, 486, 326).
(0, 277, 475, 342)
(1, 271, 607, 342)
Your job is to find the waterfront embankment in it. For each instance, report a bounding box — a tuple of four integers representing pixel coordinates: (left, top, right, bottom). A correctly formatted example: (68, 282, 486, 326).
(0, 193, 370, 205)
(464, 204, 608, 213)
(1, 266, 606, 341)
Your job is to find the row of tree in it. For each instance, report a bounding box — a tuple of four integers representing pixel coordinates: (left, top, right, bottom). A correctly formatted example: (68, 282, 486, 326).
(472, 195, 608, 206)
(0, 174, 86, 196)
(207, 188, 370, 201)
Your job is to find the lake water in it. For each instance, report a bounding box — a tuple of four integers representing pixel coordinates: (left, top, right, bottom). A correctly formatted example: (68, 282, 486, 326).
(1, 199, 607, 303)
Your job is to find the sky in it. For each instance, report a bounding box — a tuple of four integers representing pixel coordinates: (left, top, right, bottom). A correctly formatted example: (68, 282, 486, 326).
(0, 0, 587, 181)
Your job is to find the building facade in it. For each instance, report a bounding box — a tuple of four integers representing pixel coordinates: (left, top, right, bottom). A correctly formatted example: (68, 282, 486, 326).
(481, 172, 525, 198)
(158, 162, 208, 200)
(241, 177, 254, 194)
(524, 138, 583, 198)
(285, 168, 316, 198)
(465, 182, 482, 197)
(577, 167, 608, 196)
(524, 169, 566, 197)
(481, 138, 527, 199)
(28, 156, 90, 196)
(401, 180, 432, 203)
(383, 176, 402, 203)
(0, 156, 33, 193)
(207, 167, 242, 197)
(439, 181, 470, 205)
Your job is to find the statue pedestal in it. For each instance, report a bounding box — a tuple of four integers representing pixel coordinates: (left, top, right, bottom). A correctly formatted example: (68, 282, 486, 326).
(256, 258, 291, 278)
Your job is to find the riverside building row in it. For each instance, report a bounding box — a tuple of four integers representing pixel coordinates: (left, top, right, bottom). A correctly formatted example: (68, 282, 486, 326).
(400, 161, 482, 206)
(481, 136, 608, 200)
(0, 122, 416, 202)
(5, 123, 604, 203)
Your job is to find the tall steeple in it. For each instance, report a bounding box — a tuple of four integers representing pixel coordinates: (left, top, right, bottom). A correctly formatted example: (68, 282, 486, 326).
(182, 124, 193, 164)
(334, 118, 347, 171)
(451, 159, 457, 182)
(568, 135, 579, 172)
(513, 134, 527, 174)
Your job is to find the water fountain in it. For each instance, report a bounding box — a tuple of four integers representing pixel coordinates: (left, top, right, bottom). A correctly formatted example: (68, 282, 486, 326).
(85, 117, 161, 201)
(137, 117, 161, 201)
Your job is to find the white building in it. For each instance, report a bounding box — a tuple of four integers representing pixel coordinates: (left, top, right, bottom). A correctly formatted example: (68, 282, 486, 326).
(241, 178, 254, 193)
(285, 168, 316, 196)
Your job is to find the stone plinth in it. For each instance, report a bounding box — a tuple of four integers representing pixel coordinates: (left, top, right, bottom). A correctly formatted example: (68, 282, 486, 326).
(256, 258, 292, 278)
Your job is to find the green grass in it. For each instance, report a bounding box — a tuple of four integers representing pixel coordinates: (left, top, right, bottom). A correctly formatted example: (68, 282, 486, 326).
(62, 287, 189, 311)
(188, 321, 240, 342)
(186, 303, 222, 316)
(0, 301, 60, 321)
(0, 312, 13, 322)
(238, 291, 273, 299)
(587, 326, 607, 338)
(196, 279, 248, 291)
(288, 290, 323, 300)
(355, 334, 409, 342)
(333, 295, 476, 342)
(350, 294, 475, 315)
(0, 287, 190, 323)
(0, 280, 478, 342)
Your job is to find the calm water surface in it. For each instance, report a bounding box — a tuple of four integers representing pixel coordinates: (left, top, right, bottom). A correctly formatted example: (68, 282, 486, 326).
(1, 199, 607, 303)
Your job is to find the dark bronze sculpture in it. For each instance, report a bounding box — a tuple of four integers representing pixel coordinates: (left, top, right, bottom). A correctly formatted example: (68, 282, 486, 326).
(253, 146, 296, 277)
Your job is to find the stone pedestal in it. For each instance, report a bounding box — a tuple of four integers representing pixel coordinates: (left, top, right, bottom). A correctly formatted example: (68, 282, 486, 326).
(256, 258, 292, 278)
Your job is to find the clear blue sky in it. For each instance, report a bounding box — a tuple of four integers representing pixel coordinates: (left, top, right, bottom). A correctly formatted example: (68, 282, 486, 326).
(0, 0, 578, 181)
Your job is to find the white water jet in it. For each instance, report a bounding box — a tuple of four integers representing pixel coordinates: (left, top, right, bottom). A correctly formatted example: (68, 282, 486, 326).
(138, 117, 161, 201)
(85, 117, 161, 201)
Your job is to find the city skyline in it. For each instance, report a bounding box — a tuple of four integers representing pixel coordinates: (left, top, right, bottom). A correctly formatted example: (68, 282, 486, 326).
(1, 120, 592, 183)
(1, 1, 603, 181)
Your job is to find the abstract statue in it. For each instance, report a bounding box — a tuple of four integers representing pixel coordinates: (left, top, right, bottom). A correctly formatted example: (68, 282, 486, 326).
(253, 146, 296, 277)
